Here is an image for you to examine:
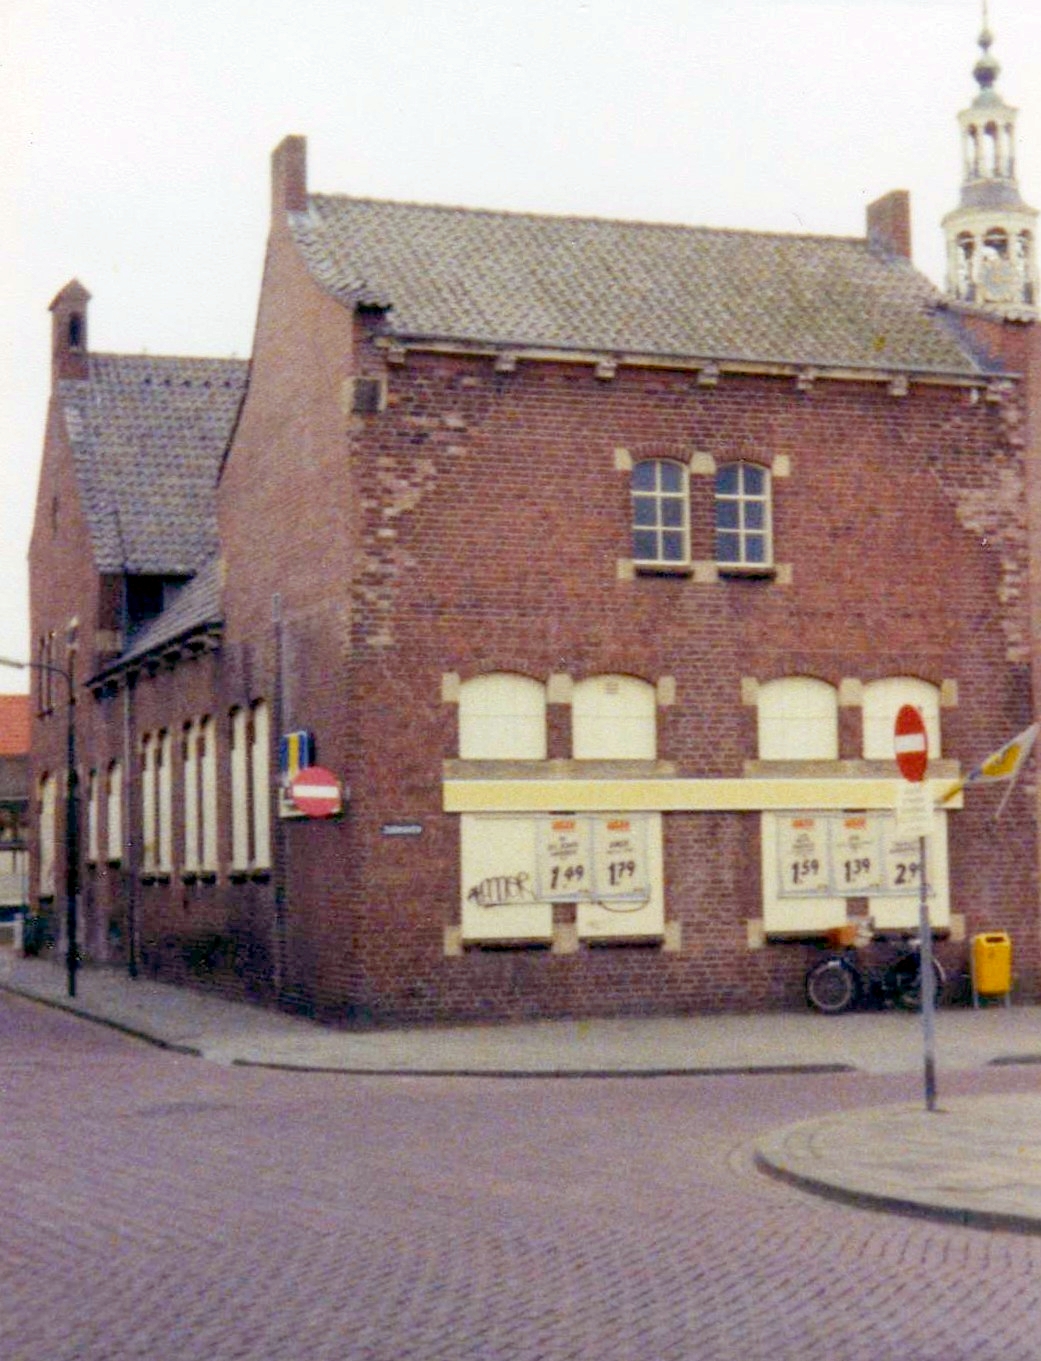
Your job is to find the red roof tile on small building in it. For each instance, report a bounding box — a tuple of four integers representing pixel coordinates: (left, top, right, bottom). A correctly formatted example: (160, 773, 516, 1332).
(0, 695, 30, 757)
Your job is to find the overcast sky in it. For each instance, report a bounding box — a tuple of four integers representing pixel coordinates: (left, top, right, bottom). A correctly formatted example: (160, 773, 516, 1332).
(2, 0, 1040, 690)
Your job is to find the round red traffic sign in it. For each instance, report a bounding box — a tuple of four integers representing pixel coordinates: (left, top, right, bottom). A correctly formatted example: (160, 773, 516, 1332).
(894, 705, 928, 782)
(290, 765, 342, 818)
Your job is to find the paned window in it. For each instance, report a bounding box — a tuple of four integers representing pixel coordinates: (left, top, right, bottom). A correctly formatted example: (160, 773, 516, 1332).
(631, 461, 689, 567)
(715, 462, 771, 568)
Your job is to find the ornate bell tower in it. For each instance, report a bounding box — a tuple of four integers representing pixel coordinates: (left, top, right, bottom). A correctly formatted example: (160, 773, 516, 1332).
(942, 6, 1038, 317)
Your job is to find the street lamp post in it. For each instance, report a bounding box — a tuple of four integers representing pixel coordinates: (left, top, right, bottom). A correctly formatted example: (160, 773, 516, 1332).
(0, 655, 79, 997)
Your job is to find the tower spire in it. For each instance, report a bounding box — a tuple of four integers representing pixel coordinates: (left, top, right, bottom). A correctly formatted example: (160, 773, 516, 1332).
(942, 6, 1037, 316)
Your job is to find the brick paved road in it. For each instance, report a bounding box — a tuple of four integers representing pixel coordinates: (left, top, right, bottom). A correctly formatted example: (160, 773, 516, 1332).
(4, 993, 1041, 1361)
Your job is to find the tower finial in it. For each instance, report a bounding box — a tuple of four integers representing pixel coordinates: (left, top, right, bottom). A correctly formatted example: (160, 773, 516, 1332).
(974, 1, 1000, 95)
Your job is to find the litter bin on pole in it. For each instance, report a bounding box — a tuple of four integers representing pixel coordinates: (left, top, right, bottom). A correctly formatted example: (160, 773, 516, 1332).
(971, 932, 1012, 1008)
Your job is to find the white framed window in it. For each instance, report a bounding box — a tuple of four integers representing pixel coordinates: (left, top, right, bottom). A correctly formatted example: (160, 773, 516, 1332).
(631, 460, 689, 568)
(572, 675, 656, 760)
(230, 707, 249, 871)
(250, 702, 271, 871)
(862, 678, 941, 760)
(106, 760, 123, 865)
(200, 717, 217, 872)
(715, 462, 771, 568)
(230, 702, 271, 872)
(157, 730, 172, 873)
(141, 733, 157, 872)
(757, 678, 838, 760)
(459, 674, 547, 760)
(38, 773, 56, 898)
(183, 721, 200, 874)
(86, 769, 99, 866)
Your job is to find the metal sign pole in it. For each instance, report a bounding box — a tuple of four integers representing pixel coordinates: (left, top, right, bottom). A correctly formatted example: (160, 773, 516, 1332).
(918, 831, 937, 1112)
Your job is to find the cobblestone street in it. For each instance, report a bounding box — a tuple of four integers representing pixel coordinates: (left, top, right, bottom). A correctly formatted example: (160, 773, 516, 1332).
(4, 992, 1041, 1361)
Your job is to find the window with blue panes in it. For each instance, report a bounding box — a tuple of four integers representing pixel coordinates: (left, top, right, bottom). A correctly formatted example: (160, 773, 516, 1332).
(631, 460, 689, 567)
(715, 462, 771, 567)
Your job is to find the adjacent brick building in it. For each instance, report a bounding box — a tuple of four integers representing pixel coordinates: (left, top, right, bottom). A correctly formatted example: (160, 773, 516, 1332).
(24, 24, 1041, 1021)
(0, 695, 30, 924)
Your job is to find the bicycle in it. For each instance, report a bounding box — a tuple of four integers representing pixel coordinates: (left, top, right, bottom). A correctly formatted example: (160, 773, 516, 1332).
(805, 920, 946, 1015)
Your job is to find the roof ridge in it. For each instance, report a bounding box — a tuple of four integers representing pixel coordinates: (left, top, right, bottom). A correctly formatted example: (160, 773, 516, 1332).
(305, 192, 867, 247)
(86, 351, 249, 368)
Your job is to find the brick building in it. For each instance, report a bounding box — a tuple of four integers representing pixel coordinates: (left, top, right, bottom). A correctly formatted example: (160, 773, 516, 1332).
(24, 23, 1041, 1021)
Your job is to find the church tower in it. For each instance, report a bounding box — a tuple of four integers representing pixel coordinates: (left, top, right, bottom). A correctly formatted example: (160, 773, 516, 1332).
(942, 6, 1038, 317)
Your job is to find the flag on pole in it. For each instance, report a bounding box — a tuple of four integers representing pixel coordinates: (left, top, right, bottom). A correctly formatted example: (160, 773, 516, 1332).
(940, 722, 1040, 811)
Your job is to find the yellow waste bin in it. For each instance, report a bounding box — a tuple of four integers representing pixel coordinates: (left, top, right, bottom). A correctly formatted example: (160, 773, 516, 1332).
(972, 932, 1012, 1004)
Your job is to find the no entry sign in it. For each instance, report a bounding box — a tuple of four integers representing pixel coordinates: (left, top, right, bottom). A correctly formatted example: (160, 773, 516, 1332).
(894, 705, 928, 783)
(290, 765, 342, 818)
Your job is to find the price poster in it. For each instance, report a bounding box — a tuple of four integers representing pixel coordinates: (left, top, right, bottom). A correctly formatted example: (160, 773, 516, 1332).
(776, 816, 830, 896)
(592, 816, 649, 902)
(829, 815, 884, 894)
(882, 831, 925, 895)
(538, 816, 592, 900)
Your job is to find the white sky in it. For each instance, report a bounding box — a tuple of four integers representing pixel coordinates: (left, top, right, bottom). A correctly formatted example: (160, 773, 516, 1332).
(2, 0, 1040, 691)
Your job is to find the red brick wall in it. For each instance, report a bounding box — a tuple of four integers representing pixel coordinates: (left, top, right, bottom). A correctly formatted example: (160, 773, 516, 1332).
(265, 348, 1035, 1022)
(35, 220, 1041, 1021)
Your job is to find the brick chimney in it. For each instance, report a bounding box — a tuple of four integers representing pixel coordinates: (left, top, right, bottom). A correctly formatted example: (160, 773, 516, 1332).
(49, 279, 90, 383)
(271, 135, 308, 218)
(867, 190, 912, 261)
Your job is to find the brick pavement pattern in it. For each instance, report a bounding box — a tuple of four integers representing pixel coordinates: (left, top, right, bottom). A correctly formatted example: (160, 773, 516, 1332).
(4, 993, 1041, 1361)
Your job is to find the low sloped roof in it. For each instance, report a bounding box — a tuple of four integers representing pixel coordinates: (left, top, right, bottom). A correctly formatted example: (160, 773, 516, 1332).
(59, 354, 248, 575)
(118, 557, 223, 668)
(290, 196, 994, 376)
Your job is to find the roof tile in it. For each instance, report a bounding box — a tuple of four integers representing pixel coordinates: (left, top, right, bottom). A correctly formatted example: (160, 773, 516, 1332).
(290, 196, 993, 376)
(0, 696, 30, 757)
(59, 354, 248, 575)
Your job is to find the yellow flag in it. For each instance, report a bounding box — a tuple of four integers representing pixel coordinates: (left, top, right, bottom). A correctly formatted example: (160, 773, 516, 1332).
(941, 722, 1040, 808)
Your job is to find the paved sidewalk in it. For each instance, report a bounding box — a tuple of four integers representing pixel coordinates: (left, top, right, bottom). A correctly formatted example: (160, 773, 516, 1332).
(6, 953, 1041, 1233)
(2, 952, 1040, 1075)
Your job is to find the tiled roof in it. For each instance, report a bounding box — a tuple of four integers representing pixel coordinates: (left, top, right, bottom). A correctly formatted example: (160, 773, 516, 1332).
(119, 557, 223, 667)
(59, 354, 248, 575)
(290, 196, 995, 376)
(0, 695, 30, 757)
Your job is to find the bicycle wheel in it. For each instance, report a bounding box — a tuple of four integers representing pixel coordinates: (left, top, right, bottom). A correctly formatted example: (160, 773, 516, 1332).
(892, 956, 947, 1011)
(805, 958, 859, 1014)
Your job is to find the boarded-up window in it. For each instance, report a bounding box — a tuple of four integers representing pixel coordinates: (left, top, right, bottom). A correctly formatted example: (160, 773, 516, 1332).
(38, 773, 56, 898)
(459, 674, 547, 760)
(758, 678, 838, 760)
(106, 761, 122, 865)
(572, 675, 656, 760)
(862, 678, 941, 760)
